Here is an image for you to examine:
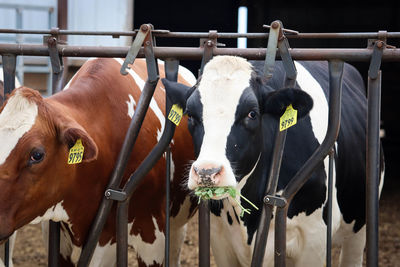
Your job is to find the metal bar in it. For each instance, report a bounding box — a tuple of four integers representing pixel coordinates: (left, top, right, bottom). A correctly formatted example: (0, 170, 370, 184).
(263, 21, 280, 79)
(282, 60, 343, 201)
(116, 201, 129, 267)
(198, 201, 210, 267)
(120, 24, 150, 75)
(4, 241, 9, 267)
(48, 221, 60, 267)
(2, 44, 400, 61)
(1, 28, 400, 39)
(250, 129, 287, 267)
(2, 54, 17, 94)
(47, 36, 64, 94)
(326, 150, 334, 267)
(199, 31, 217, 75)
(366, 73, 382, 267)
(274, 206, 288, 267)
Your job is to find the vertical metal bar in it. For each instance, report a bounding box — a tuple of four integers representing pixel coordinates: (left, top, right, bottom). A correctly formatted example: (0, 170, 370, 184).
(15, 7, 24, 84)
(4, 241, 9, 267)
(263, 21, 280, 79)
(274, 207, 287, 267)
(366, 71, 381, 267)
(48, 36, 64, 94)
(116, 201, 129, 267)
(251, 130, 286, 267)
(48, 221, 60, 267)
(326, 150, 334, 267)
(2, 54, 17, 94)
(199, 202, 210, 267)
(165, 146, 171, 267)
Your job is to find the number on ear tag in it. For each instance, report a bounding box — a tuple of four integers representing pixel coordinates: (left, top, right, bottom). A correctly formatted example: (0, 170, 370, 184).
(168, 104, 183, 126)
(279, 104, 297, 131)
(68, 139, 85, 164)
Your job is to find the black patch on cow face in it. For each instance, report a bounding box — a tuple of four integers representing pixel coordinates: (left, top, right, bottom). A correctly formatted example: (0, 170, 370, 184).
(226, 86, 263, 182)
(186, 90, 204, 157)
(226, 211, 233, 225)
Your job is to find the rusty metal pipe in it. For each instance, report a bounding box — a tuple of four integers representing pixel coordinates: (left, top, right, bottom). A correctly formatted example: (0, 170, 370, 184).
(1, 28, 400, 39)
(2, 44, 400, 61)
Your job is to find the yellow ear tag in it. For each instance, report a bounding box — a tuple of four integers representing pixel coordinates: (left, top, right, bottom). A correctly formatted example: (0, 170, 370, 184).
(168, 104, 183, 126)
(279, 104, 297, 131)
(68, 139, 85, 164)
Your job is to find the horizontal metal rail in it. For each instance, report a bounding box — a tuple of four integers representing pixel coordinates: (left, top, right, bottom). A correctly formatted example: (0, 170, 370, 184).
(1, 28, 400, 39)
(1, 44, 400, 61)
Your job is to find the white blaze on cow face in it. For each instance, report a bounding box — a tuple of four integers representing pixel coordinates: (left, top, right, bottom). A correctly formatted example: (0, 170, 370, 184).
(189, 56, 254, 189)
(0, 91, 38, 166)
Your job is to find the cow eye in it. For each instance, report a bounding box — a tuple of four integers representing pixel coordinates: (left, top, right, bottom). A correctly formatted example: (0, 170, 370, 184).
(248, 111, 257, 120)
(29, 148, 45, 164)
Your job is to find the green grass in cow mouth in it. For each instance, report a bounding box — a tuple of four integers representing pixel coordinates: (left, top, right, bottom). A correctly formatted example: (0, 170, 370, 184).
(194, 186, 259, 217)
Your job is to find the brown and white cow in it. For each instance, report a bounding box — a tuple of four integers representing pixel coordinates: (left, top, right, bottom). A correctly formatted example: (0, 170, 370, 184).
(0, 58, 197, 266)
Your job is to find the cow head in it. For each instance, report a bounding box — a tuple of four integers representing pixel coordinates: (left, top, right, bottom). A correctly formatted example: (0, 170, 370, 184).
(0, 87, 98, 241)
(162, 56, 313, 199)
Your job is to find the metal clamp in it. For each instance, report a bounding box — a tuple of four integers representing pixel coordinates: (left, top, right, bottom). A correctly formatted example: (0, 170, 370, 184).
(368, 40, 384, 80)
(120, 24, 152, 75)
(105, 189, 127, 202)
(263, 195, 287, 208)
(199, 30, 217, 75)
(48, 36, 63, 74)
(263, 21, 281, 79)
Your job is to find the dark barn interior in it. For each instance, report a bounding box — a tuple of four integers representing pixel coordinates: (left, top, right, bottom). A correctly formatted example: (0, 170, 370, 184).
(135, 0, 400, 193)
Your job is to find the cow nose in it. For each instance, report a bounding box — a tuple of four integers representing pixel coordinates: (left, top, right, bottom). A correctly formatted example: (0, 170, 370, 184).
(193, 165, 223, 187)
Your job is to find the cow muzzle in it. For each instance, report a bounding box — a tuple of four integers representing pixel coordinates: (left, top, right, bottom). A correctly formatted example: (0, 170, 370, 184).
(193, 166, 222, 186)
(189, 160, 237, 190)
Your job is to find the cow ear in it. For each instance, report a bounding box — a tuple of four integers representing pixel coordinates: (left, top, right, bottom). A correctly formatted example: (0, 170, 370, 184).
(61, 126, 98, 163)
(162, 78, 195, 110)
(263, 88, 313, 119)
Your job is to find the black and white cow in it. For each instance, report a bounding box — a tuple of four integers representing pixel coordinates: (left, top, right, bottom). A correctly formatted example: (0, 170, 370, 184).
(162, 56, 385, 267)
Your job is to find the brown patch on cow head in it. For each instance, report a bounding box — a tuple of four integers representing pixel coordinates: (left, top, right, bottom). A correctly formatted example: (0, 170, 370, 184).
(0, 87, 98, 240)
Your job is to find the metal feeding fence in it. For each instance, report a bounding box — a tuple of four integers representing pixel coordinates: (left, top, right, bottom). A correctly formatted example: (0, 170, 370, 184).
(0, 20, 398, 267)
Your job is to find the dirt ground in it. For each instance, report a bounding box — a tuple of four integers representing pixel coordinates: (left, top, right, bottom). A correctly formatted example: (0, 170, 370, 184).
(10, 178, 400, 267)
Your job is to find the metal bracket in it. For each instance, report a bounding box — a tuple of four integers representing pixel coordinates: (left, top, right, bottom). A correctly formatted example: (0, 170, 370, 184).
(264, 20, 298, 87)
(143, 25, 160, 83)
(47, 36, 64, 94)
(263, 195, 287, 208)
(105, 189, 127, 202)
(263, 21, 281, 79)
(199, 30, 217, 75)
(48, 36, 63, 74)
(1, 54, 17, 96)
(368, 40, 384, 80)
(120, 24, 152, 75)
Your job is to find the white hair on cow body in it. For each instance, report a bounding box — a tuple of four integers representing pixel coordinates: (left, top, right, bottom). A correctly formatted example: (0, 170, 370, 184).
(189, 56, 254, 189)
(113, 58, 166, 142)
(128, 217, 165, 266)
(0, 90, 38, 166)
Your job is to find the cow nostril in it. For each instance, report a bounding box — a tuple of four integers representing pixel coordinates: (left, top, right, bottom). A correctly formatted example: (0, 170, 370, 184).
(197, 167, 222, 178)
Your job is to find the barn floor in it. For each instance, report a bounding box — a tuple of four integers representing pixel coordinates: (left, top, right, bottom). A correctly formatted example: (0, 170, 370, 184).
(11, 178, 400, 267)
